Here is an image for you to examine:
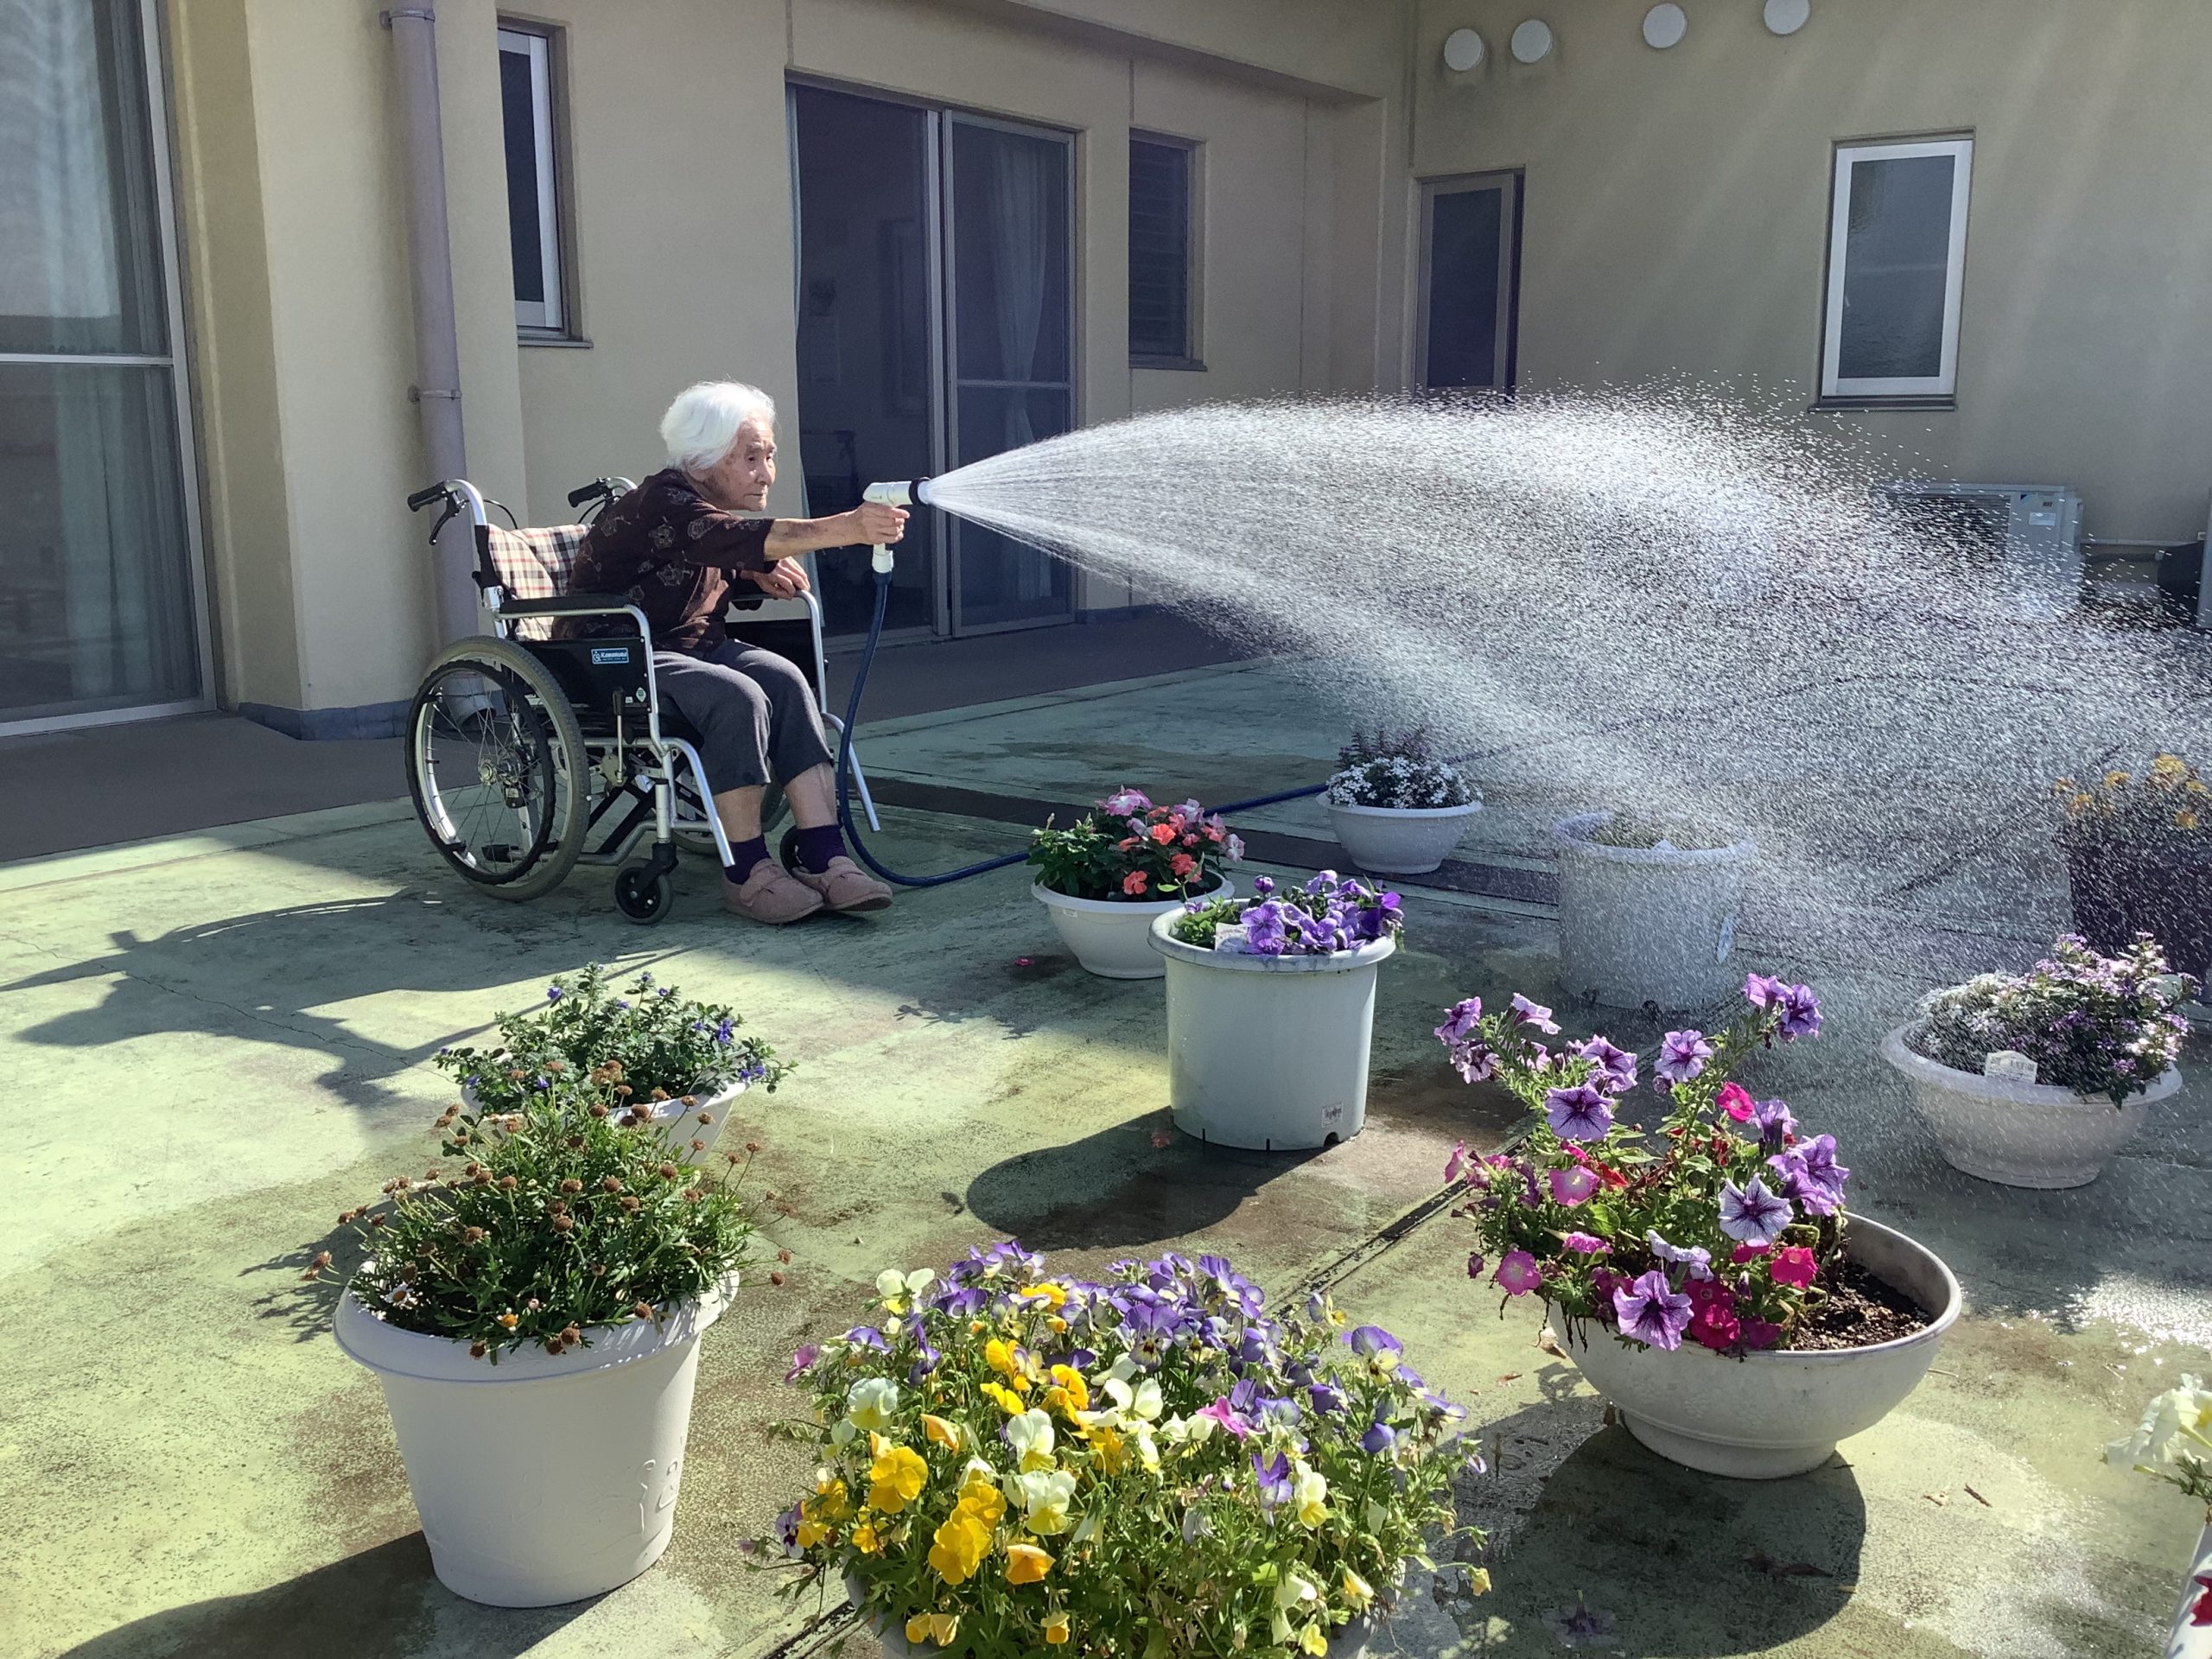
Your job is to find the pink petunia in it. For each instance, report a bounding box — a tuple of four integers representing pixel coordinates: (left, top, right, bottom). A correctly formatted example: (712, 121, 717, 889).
(1560, 1232, 1610, 1255)
(1445, 1140, 1475, 1184)
(1730, 1242, 1770, 1264)
(1689, 1300, 1741, 1351)
(1548, 1164, 1601, 1207)
(1716, 1082, 1757, 1122)
(1494, 1250, 1543, 1295)
(1770, 1246, 1819, 1289)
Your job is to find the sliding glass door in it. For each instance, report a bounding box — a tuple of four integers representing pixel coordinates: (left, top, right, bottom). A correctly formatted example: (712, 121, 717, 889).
(789, 86, 1074, 637)
(0, 0, 205, 729)
(944, 114, 1073, 632)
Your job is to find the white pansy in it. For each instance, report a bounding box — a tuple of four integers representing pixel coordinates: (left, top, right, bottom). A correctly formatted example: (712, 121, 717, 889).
(846, 1376, 899, 1432)
(1007, 1408, 1057, 1471)
(874, 1267, 937, 1312)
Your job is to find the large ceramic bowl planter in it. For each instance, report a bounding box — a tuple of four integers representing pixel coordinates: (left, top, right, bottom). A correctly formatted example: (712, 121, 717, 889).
(1033, 877, 1231, 980)
(1558, 1217, 1958, 1479)
(1554, 812, 1755, 1011)
(853, 1576, 1380, 1657)
(1148, 915, 1393, 1149)
(334, 1274, 736, 1605)
(1326, 799, 1482, 875)
(1880, 1025, 2176, 1188)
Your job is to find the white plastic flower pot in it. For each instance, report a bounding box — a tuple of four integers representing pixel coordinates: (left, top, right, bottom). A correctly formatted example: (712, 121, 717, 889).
(2170, 1522, 2212, 1659)
(462, 1079, 745, 1165)
(1325, 799, 1483, 875)
(1880, 1026, 2175, 1189)
(334, 1273, 737, 1605)
(1033, 877, 1232, 981)
(1554, 811, 1755, 1012)
(853, 1573, 1378, 1656)
(1558, 1217, 1959, 1479)
(1148, 914, 1394, 1150)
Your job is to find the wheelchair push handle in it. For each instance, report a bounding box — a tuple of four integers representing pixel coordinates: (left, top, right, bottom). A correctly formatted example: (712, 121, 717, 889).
(407, 483, 450, 512)
(567, 477, 618, 510)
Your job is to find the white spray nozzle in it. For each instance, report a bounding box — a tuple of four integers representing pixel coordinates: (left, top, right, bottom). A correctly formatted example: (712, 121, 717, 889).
(861, 479, 929, 573)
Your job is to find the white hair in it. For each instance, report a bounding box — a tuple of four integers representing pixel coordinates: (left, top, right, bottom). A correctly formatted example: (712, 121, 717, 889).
(659, 380, 777, 475)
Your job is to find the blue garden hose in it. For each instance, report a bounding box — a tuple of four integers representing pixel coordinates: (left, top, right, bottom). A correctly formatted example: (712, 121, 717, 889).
(832, 567, 1329, 889)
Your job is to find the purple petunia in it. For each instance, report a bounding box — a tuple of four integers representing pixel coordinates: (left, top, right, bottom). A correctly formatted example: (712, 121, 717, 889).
(1434, 998, 1484, 1045)
(1718, 1175, 1795, 1246)
(1613, 1269, 1694, 1351)
(1751, 1096, 1798, 1149)
(1645, 1230, 1714, 1281)
(1777, 982, 1822, 1041)
(1511, 993, 1561, 1034)
(1447, 1040, 1500, 1084)
(1743, 971, 1785, 1010)
(1576, 1036, 1639, 1092)
(1495, 1249, 1543, 1295)
(1548, 1163, 1601, 1206)
(1544, 1083, 1615, 1142)
(1561, 1231, 1610, 1255)
(1655, 1029, 1713, 1084)
(1769, 1133, 1850, 1216)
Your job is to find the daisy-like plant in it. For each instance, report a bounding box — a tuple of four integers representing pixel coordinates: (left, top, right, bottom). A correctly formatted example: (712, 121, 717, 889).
(1437, 974, 1854, 1355)
(435, 963, 784, 1116)
(1028, 787, 1244, 903)
(758, 1243, 1480, 1656)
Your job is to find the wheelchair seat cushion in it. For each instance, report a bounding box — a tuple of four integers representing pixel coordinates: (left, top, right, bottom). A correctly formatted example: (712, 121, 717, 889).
(486, 524, 590, 640)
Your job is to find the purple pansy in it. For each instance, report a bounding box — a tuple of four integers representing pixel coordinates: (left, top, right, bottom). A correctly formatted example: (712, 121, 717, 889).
(1252, 1449, 1294, 1507)
(783, 1343, 821, 1382)
(1359, 1419, 1398, 1455)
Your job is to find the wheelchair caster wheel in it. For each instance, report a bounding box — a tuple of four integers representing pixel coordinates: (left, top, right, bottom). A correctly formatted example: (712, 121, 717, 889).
(613, 862, 674, 925)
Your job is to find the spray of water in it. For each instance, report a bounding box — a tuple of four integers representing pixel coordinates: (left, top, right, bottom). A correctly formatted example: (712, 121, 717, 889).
(926, 391, 2210, 978)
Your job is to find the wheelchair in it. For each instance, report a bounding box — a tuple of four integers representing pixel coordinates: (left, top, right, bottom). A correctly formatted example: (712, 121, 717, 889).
(399, 476, 880, 924)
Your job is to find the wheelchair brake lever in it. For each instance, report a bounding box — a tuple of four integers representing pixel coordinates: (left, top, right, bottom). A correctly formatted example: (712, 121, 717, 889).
(427, 501, 460, 545)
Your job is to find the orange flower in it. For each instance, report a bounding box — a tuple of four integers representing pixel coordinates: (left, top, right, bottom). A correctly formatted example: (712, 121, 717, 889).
(1122, 871, 1149, 896)
(1148, 823, 1177, 844)
(1169, 853, 1196, 877)
(1006, 1542, 1054, 1584)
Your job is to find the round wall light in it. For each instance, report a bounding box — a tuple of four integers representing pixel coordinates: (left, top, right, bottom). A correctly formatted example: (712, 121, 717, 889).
(1442, 27, 1486, 71)
(1510, 18, 1554, 63)
(1643, 3, 1687, 48)
(1764, 0, 1810, 35)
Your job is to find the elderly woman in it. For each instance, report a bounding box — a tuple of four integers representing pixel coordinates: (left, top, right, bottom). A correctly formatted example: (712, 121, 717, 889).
(566, 380, 906, 925)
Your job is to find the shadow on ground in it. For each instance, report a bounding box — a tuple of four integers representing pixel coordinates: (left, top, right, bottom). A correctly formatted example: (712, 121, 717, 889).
(51, 1535, 591, 1659)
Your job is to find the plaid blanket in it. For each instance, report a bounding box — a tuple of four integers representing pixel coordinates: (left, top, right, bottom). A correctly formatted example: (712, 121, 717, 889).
(485, 524, 589, 640)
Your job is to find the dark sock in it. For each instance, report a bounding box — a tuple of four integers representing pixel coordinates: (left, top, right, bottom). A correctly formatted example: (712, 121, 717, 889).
(722, 836, 770, 885)
(792, 824, 847, 874)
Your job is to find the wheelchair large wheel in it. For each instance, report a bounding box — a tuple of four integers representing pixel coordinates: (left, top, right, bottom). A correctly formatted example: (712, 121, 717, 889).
(406, 637, 589, 901)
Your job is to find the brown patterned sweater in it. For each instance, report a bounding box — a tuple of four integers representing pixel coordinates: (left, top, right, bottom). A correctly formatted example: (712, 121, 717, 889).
(562, 467, 774, 654)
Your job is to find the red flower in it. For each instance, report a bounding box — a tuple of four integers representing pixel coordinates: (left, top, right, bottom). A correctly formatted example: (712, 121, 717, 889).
(1116, 836, 1140, 851)
(1149, 824, 1177, 845)
(1731, 1242, 1770, 1264)
(1170, 853, 1196, 876)
(2190, 1576, 2212, 1626)
(1122, 870, 1149, 896)
(1770, 1246, 1819, 1288)
(1205, 825, 1224, 842)
(1182, 834, 1199, 848)
(1689, 1300, 1740, 1351)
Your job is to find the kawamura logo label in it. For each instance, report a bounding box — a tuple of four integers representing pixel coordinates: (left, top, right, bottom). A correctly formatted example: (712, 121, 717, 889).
(591, 646, 632, 665)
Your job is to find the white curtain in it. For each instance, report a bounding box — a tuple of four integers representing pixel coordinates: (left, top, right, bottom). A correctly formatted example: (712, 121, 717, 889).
(0, 0, 124, 328)
(986, 136, 1052, 601)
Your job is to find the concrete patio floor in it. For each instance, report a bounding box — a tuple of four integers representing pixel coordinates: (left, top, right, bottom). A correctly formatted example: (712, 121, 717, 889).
(3, 660, 2205, 1659)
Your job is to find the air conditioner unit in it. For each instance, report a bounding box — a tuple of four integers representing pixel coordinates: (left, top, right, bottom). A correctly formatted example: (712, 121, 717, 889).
(1880, 481, 2085, 618)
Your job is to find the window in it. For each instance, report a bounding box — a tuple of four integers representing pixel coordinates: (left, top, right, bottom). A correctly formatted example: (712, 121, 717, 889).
(1128, 135, 1198, 366)
(498, 25, 568, 335)
(1821, 137, 1972, 402)
(1416, 171, 1520, 393)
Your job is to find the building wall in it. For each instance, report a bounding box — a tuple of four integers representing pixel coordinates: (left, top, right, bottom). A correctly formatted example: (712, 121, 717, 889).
(1412, 0, 2212, 541)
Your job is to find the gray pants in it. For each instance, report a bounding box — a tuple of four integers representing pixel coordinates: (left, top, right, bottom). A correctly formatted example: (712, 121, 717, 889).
(654, 642, 835, 792)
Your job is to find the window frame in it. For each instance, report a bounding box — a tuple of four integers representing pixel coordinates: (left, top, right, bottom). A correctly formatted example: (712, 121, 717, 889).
(1127, 130, 1204, 371)
(1413, 168, 1522, 396)
(1818, 136, 1973, 404)
(497, 22, 575, 340)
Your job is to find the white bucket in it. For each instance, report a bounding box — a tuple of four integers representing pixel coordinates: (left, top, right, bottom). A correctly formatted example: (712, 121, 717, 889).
(1554, 811, 1754, 1011)
(1033, 877, 1232, 980)
(462, 1078, 746, 1164)
(1149, 914, 1394, 1149)
(333, 1274, 736, 1605)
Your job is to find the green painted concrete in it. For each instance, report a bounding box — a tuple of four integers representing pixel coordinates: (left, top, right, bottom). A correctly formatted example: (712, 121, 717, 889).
(3, 670, 2206, 1658)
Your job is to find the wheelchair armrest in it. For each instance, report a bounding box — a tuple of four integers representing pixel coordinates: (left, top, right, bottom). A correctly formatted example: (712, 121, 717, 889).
(496, 594, 639, 620)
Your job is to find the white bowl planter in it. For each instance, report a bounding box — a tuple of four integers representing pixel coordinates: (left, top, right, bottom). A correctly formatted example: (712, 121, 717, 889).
(1558, 1217, 1959, 1479)
(464, 1078, 745, 1164)
(1148, 914, 1394, 1149)
(1554, 811, 1755, 1011)
(854, 1574, 1379, 1656)
(1325, 798, 1482, 875)
(2169, 1522, 2212, 1659)
(334, 1273, 737, 1605)
(1033, 876, 1232, 980)
(1880, 1025, 2176, 1189)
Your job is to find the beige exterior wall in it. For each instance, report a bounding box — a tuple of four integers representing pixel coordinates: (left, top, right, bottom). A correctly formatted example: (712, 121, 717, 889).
(169, 0, 1402, 719)
(1412, 0, 2212, 541)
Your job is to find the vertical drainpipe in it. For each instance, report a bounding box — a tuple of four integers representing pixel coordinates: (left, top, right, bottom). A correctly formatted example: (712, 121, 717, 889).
(383, 5, 478, 645)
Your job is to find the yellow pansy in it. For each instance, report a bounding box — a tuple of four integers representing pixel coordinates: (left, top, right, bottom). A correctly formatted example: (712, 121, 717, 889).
(1017, 1281, 1068, 1308)
(1084, 1421, 1129, 1475)
(874, 1267, 937, 1314)
(849, 1520, 881, 1554)
(928, 1510, 992, 1584)
(906, 1611, 959, 1644)
(1292, 1461, 1329, 1529)
(867, 1444, 928, 1514)
(1047, 1314, 1069, 1333)
(981, 1381, 1027, 1416)
(923, 1413, 963, 1451)
(984, 1339, 1033, 1391)
(1468, 1567, 1493, 1595)
(809, 1473, 850, 1521)
(1299, 1624, 1329, 1655)
(1342, 1568, 1374, 1609)
(1006, 1541, 1054, 1584)
(905, 1615, 932, 1643)
(956, 1465, 1007, 1527)
(1045, 1364, 1090, 1419)
(1044, 1612, 1071, 1645)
